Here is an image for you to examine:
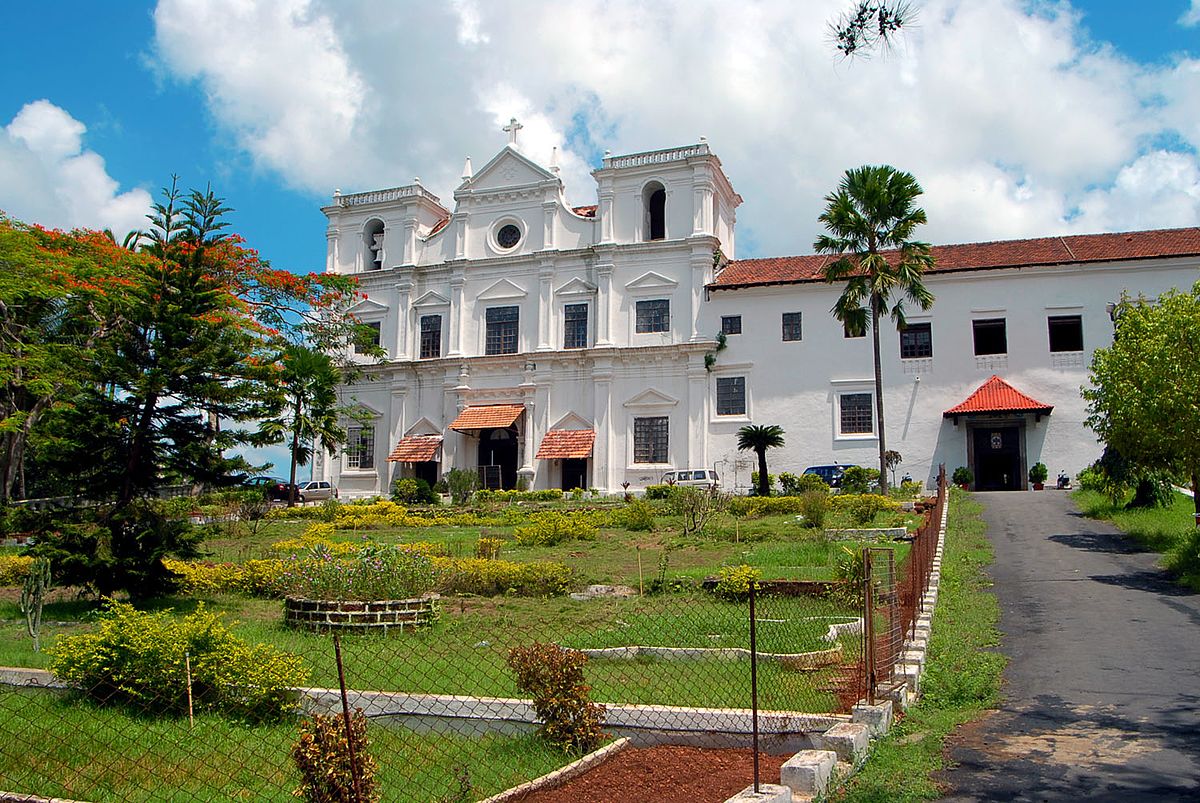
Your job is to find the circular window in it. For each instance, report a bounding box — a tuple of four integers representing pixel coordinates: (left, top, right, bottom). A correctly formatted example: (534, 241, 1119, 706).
(496, 224, 522, 249)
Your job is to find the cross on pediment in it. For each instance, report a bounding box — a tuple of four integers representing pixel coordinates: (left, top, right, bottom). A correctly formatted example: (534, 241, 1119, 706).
(502, 117, 523, 146)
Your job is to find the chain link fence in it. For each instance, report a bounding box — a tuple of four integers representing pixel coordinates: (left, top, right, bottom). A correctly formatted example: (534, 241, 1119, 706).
(0, 473, 947, 802)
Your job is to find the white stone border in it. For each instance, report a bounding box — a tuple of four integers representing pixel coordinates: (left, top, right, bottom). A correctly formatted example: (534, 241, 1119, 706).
(477, 737, 631, 802)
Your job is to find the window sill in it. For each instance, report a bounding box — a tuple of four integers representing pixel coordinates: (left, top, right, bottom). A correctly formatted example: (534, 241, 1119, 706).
(835, 433, 878, 442)
(340, 469, 379, 477)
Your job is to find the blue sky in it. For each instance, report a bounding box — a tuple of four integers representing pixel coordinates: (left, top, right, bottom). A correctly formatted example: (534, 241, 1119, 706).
(2, 0, 1198, 476)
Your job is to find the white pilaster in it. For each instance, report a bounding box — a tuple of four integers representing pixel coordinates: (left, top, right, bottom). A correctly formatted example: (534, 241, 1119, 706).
(537, 263, 554, 351)
(596, 262, 614, 347)
(448, 272, 465, 356)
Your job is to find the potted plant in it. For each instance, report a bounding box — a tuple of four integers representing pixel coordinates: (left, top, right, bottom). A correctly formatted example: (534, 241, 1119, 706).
(1029, 462, 1048, 490)
(952, 466, 973, 490)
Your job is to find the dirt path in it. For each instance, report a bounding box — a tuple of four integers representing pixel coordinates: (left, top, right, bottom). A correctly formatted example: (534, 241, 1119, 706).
(937, 491, 1200, 801)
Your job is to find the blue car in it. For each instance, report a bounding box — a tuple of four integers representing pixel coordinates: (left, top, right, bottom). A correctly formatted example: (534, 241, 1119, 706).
(802, 464, 856, 489)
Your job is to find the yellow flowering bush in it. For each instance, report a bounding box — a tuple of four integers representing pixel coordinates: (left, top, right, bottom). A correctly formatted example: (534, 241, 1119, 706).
(0, 554, 33, 585)
(432, 557, 572, 597)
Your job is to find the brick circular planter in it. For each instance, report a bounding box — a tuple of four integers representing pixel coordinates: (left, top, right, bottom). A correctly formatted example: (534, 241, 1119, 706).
(283, 595, 436, 635)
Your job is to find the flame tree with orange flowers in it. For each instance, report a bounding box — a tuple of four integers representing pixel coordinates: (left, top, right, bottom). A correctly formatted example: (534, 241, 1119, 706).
(2, 178, 364, 597)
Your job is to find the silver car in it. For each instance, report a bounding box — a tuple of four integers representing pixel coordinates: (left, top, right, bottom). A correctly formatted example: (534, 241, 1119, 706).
(296, 480, 338, 503)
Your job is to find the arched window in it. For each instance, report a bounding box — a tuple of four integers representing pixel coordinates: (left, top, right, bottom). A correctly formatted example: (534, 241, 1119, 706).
(643, 182, 666, 241)
(363, 219, 385, 271)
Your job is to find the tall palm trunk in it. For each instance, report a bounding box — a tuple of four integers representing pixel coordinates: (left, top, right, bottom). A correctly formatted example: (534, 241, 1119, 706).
(871, 300, 888, 494)
(287, 395, 302, 508)
(757, 447, 769, 497)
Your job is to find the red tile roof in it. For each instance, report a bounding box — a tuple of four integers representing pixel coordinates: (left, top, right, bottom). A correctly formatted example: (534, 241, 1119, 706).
(449, 404, 525, 431)
(712, 227, 1200, 290)
(572, 205, 598, 218)
(536, 429, 596, 459)
(386, 435, 443, 462)
(944, 376, 1053, 417)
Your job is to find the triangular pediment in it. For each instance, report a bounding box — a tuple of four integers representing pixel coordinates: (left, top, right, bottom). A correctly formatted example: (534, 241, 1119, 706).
(348, 297, 389, 314)
(551, 411, 593, 430)
(623, 388, 679, 408)
(412, 290, 450, 308)
(462, 147, 556, 192)
(477, 278, 529, 301)
(555, 277, 597, 296)
(345, 400, 383, 418)
(624, 271, 679, 291)
(405, 417, 442, 436)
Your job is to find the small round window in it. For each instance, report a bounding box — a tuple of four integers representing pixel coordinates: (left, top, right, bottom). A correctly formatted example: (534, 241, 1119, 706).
(496, 224, 522, 249)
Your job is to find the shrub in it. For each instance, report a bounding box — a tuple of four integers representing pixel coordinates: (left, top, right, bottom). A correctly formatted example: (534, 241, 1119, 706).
(391, 478, 419, 503)
(1165, 529, 1200, 589)
(833, 546, 866, 607)
(49, 600, 306, 722)
(622, 499, 656, 531)
(569, 487, 584, 501)
(832, 493, 901, 525)
(643, 484, 672, 500)
(712, 564, 761, 600)
(1077, 462, 1105, 491)
(728, 496, 804, 518)
(292, 710, 381, 803)
(796, 490, 830, 528)
(779, 472, 829, 495)
(667, 487, 728, 536)
(0, 554, 33, 585)
(446, 469, 478, 505)
(507, 642, 606, 754)
(839, 466, 880, 495)
(475, 537, 503, 560)
(514, 512, 597, 546)
(434, 557, 572, 597)
(276, 543, 436, 601)
(952, 466, 973, 486)
(1028, 462, 1049, 485)
(475, 488, 565, 503)
(749, 472, 776, 496)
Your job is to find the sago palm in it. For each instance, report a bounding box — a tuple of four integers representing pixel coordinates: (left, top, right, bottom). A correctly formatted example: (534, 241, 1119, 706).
(815, 165, 935, 494)
(737, 424, 786, 497)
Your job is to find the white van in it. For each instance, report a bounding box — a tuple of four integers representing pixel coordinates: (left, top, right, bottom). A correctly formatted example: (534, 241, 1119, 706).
(660, 469, 721, 490)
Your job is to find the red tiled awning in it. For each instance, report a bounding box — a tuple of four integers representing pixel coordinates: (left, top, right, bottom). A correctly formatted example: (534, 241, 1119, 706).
(386, 435, 443, 463)
(944, 375, 1053, 417)
(449, 404, 525, 432)
(536, 429, 596, 460)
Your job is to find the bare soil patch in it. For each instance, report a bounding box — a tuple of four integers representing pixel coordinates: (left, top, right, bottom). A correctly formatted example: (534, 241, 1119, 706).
(515, 745, 788, 803)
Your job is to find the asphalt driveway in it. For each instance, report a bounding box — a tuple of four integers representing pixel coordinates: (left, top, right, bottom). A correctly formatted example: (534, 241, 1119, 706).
(937, 490, 1200, 802)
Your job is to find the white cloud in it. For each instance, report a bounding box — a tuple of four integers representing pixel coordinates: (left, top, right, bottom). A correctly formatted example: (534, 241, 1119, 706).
(1181, 1, 1200, 27)
(151, 0, 1200, 256)
(0, 100, 151, 235)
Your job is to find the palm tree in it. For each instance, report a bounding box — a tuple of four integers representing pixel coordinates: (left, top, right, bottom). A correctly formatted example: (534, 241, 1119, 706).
(815, 165, 935, 494)
(260, 344, 347, 506)
(737, 424, 786, 497)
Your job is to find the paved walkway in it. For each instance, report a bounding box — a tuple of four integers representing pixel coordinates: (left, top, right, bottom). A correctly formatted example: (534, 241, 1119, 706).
(938, 491, 1200, 802)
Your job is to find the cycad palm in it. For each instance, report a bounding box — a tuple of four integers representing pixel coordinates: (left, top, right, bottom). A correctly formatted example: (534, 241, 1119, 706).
(815, 165, 935, 494)
(737, 424, 786, 497)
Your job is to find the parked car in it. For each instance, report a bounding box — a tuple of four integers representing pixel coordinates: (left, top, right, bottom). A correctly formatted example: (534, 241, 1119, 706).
(296, 480, 338, 502)
(660, 468, 721, 490)
(802, 464, 856, 489)
(265, 480, 301, 502)
(242, 476, 279, 491)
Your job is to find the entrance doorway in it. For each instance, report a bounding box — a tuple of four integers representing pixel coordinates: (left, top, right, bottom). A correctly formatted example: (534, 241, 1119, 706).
(478, 427, 519, 490)
(971, 426, 1023, 490)
(413, 461, 439, 488)
(561, 459, 588, 491)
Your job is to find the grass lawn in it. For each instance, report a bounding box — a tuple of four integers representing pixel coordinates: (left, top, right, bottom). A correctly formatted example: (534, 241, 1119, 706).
(0, 687, 570, 803)
(1072, 488, 1200, 590)
(834, 490, 1006, 802)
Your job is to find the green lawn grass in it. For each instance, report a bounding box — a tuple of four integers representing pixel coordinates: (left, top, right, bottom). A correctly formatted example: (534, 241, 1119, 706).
(835, 490, 1006, 802)
(1072, 488, 1200, 590)
(0, 687, 569, 802)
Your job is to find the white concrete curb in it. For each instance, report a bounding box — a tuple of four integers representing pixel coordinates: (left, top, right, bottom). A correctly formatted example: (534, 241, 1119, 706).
(477, 737, 632, 803)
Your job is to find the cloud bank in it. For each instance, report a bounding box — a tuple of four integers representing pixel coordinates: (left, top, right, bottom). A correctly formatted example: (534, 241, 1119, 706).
(0, 100, 152, 235)
(152, 0, 1200, 256)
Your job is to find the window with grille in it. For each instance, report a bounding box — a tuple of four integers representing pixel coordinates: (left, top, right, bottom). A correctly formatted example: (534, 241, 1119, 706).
(354, 322, 381, 354)
(839, 393, 874, 435)
(716, 376, 746, 416)
(636, 299, 670, 333)
(564, 304, 588, 349)
(1048, 315, 1083, 352)
(972, 318, 1007, 355)
(721, 315, 742, 335)
(782, 312, 802, 341)
(900, 322, 933, 359)
(485, 306, 519, 355)
(419, 315, 442, 359)
(633, 416, 669, 463)
(345, 425, 375, 470)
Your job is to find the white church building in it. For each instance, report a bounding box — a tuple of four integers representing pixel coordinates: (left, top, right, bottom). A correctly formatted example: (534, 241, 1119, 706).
(314, 125, 1200, 497)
